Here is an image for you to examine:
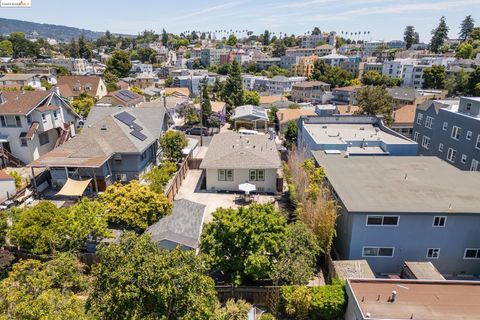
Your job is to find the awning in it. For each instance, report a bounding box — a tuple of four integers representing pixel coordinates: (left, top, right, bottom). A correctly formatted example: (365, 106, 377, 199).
(239, 182, 256, 195)
(56, 178, 92, 197)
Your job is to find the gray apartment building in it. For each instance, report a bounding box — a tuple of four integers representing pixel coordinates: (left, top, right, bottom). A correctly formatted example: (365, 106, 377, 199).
(413, 97, 480, 171)
(313, 154, 480, 276)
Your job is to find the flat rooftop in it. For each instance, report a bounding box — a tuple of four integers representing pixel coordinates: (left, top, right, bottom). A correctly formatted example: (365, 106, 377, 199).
(304, 123, 415, 146)
(313, 155, 480, 213)
(348, 279, 480, 320)
(333, 260, 375, 280)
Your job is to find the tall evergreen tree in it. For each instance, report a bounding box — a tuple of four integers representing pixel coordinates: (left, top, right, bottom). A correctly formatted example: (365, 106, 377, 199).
(430, 16, 450, 53)
(262, 30, 271, 46)
(403, 26, 416, 49)
(161, 28, 168, 46)
(69, 38, 79, 58)
(78, 35, 92, 60)
(201, 79, 212, 126)
(414, 32, 420, 44)
(222, 60, 244, 110)
(459, 15, 475, 41)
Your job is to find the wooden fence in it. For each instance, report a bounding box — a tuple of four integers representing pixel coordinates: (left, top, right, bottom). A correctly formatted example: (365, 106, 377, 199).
(215, 285, 280, 308)
(164, 154, 191, 202)
(188, 158, 203, 170)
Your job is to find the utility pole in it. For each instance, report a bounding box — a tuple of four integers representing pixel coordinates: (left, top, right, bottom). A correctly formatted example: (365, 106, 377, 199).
(199, 78, 204, 147)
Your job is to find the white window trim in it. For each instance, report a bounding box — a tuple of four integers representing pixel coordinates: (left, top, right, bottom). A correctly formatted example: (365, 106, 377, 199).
(461, 154, 467, 164)
(466, 131, 472, 140)
(421, 136, 430, 149)
(463, 248, 480, 260)
(432, 216, 447, 228)
(426, 248, 440, 259)
(451, 126, 461, 141)
(476, 135, 480, 150)
(446, 148, 456, 163)
(366, 215, 400, 227)
(416, 113, 423, 125)
(362, 246, 395, 258)
(442, 122, 448, 131)
(438, 143, 444, 152)
(425, 116, 433, 129)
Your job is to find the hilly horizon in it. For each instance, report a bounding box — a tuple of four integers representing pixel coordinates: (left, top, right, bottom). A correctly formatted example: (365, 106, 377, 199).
(0, 17, 132, 41)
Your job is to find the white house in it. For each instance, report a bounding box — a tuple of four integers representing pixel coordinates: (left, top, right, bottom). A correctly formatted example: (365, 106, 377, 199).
(0, 74, 42, 89)
(200, 132, 281, 193)
(0, 90, 79, 165)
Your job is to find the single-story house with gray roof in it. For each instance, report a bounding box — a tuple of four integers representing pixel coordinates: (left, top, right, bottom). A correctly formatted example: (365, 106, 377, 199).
(145, 199, 206, 252)
(200, 131, 281, 193)
(232, 105, 269, 132)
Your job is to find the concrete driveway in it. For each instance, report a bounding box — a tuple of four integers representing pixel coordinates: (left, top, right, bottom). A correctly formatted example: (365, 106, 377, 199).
(174, 169, 277, 223)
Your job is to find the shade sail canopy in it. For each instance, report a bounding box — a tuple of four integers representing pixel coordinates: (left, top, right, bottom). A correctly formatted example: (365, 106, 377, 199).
(56, 178, 92, 197)
(239, 182, 256, 194)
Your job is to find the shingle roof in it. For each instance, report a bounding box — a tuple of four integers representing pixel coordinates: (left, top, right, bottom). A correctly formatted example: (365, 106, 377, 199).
(145, 199, 206, 249)
(393, 104, 416, 126)
(0, 74, 36, 81)
(57, 76, 102, 98)
(200, 131, 281, 169)
(387, 87, 420, 102)
(232, 105, 268, 121)
(30, 106, 167, 168)
(293, 81, 330, 88)
(0, 90, 52, 115)
(277, 108, 316, 124)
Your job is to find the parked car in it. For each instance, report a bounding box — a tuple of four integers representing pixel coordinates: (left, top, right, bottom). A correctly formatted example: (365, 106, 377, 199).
(186, 127, 209, 136)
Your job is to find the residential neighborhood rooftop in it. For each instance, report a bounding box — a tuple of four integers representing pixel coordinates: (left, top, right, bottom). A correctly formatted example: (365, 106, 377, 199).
(313, 155, 480, 213)
(200, 131, 281, 169)
(0, 90, 52, 115)
(347, 279, 480, 320)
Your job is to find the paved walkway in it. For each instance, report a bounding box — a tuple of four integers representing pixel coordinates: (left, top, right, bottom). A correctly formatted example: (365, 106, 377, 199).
(175, 169, 277, 223)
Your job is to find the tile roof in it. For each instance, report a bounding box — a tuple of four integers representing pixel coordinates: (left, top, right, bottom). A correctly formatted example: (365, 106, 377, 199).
(200, 131, 281, 169)
(0, 170, 13, 181)
(259, 95, 287, 105)
(164, 87, 190, 97)
(336, 105, 360, 115)
(145, 199, 206, 249)
(0, 90, 52, 115)
(57, 76, 102, 98)
(276, 108, 316, 124)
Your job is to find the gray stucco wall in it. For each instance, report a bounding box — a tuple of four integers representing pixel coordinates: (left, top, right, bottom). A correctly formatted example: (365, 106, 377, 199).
(336, 209, 480, 275)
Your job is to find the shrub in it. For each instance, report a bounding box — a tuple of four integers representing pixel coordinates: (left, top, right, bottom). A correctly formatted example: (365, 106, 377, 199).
(9, 171, 22, 189)
(310, 285, 345, 320)
(280, 286, 312, 320)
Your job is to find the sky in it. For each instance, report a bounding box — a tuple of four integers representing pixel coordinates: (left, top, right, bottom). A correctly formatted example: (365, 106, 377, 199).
(0, 0, 480, 42)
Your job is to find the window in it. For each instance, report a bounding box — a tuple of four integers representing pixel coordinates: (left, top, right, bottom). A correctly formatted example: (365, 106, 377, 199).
(367, 215, 399, 226)
(461, 154, 467, 164)
(442, 122, 448, 131)
(15, 116, 21, 127)
(0, 116, 5, 127)
(115, 173, 127, 182)
(425, 116, 433, 129)
(416, 113, 423, 125)
(446, 148, 456, 163)
(464, 248, 480, 260)
(20, 138, 27, 147)
(218, 169, 233, 181)
(362, 247, 394, 257)
(113, 154, 122, 164)
(413, 132, 419, 142)
(476, 135, 480, 150)
(41, 113, 47, 123)
(433, 216, 446, 227)
(466, 131, 472, 140)
(249, 169, 265, 181)
(0, 115, 21, 127)
(26, 114, 32, 125)
(451, 126, 461, 140)
(53, 110, 58, 120)
(438, 143, 444, 152)
(38, 132, 49, 146)
(471, 159, 480, 171)
(427, 248, 440, 259)
(421, 136, 430, 149)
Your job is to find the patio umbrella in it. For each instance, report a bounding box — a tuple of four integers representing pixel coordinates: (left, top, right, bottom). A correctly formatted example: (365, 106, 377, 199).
(238, 182, 256, 195)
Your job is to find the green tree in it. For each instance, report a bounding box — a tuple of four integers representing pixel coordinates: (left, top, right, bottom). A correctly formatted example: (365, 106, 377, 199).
(71, 92, 95, 117)
(243, 90, 260, 106)
(459, 15, 475, 41)
(311, 60, 353, 88)
(283, 120, 298, 150)
(403, 26, 417, 49)
(469, 27, 480, 41)
(281, 286, 312, 320)
(9, 171, 22, 189)
(201, 79, 212, 125)
(272, 40, 287, 57)
(456, 42, 474, 59)
(41, 79, 53, 90)
(69, 38, 80, 58)
(273, 222, 320, 285)
(212, 76, 224, 101)
(9, 32, 38, 58)
(129, 86, 143, 95)
(201, 204, 287, 284)
(78, 35, 92, 60)
(103, 71, 119, 92)
(310, 285, 345, 320)
(355, 86, 394, 124)
(100, 181, 172, 231)
(430, 16, 449, 53)
(159, 130, 188, 161)
(0, 210, 8, 247)
(178, 102, 200, 126)
(0, 254, 88, 320)
(164, 75, 173, 87)
(423, 65, 447, 89)
(362, 71, 400, 87)
(106, 50, 132, 77)
(467, 67, 480, 95)
(0, 40, 13, 57)
(8, 199, 108, 255)
(222, 60, 244, 108)
(226, 34, 238, 46)
(445, 69, 470, 96)
(142, 161, 177, 194)
(162, 28, 169, 46)
(87, 232, 218, 320)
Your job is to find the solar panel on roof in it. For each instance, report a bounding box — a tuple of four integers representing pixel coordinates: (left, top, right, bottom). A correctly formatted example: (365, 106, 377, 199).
(130, 122, 143, 131)
(115, 92, 130, 102)
(130, 130, 147, 141)
(114, 111, 136, 125)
